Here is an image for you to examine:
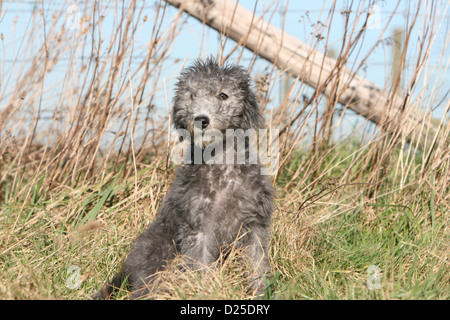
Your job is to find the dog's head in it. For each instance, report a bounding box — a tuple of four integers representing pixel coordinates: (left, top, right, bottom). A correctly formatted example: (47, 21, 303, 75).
(172, 58, 264, 147)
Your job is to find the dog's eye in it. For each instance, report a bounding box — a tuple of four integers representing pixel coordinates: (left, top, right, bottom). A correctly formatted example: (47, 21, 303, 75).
(218, 92, 229, 100)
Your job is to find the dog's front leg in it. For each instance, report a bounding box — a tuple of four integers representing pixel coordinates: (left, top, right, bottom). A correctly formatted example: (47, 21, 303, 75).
(180, 231, 219, 270)
(240, 228, 271, 293)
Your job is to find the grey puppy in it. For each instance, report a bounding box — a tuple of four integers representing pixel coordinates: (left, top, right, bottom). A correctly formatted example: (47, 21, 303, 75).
(94, 58, 274, 299)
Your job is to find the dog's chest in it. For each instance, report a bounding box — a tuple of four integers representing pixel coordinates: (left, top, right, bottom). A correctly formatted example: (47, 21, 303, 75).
(193, 165, 244, 215)
(183, 165, 257, 242)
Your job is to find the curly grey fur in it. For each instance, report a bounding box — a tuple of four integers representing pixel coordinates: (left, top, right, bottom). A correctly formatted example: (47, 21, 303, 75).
(93, 58, 274, 299)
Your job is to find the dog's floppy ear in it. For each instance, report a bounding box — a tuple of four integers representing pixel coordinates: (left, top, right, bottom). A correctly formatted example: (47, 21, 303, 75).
(242, 90, 264, 130)
(231, 66, 264, 130)
(172, 92, 187, 130)
(172, 105, 182, 129)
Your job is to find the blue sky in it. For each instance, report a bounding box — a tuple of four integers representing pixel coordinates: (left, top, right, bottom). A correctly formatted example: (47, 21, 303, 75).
(1, 0, 449, 142)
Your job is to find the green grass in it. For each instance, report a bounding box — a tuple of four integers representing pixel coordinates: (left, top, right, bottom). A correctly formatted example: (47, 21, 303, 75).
(270, 202, 448, 300)
(266, 143, 449, 300)
(0, 148, 448, 300)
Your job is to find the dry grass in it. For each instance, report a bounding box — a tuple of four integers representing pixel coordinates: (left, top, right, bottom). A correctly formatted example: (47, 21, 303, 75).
(0, 0, 448, 300)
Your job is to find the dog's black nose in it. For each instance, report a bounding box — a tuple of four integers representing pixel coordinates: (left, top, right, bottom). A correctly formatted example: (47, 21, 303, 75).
(194, 115, 210, 129)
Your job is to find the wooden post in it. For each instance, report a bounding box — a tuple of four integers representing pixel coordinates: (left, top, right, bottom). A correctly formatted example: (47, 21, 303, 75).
(165, 0, 441, 150)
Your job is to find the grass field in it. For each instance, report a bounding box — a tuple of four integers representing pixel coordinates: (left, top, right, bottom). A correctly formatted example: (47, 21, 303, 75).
(0, 0, 448, 300)
(1, 138, 448, 299)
